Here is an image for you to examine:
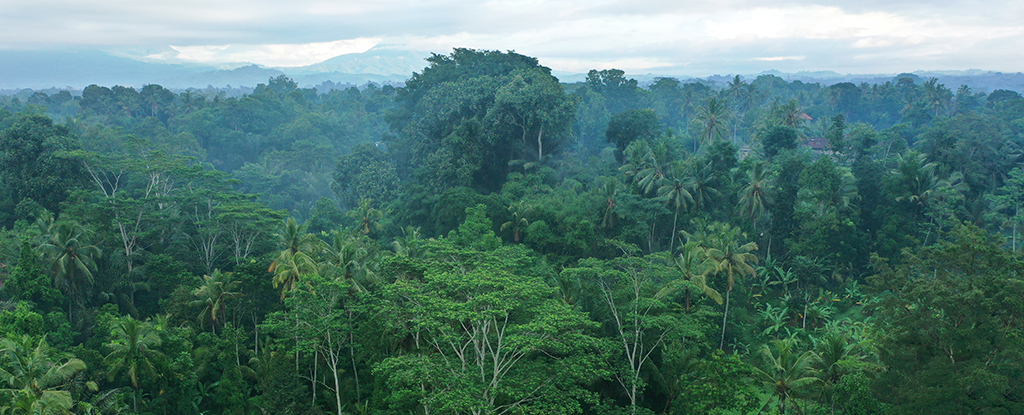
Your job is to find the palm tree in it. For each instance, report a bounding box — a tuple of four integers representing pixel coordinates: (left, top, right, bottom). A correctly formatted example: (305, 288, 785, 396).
(752, 338, 821, 414)
(392, 226, 425, 257)
(700, 222, 758, 350)
(0, 336, 87, 415)
(696, 97, 732, 146)
(104, 317, 164, 413)
(35, 221, 101, 321)
(600, 177, 621, 229)
(687, 161, 720, 214)
(655, 241, 722, 312)
(739, 162, 773, 233)
(320, 233, 377, 293)
(191, 270, 244, 333)
(636, 140, 672, 196)
(270, 250, 318, 299)
(501, 201, 532, 243)
(347, 198, 383, 236)
(658, 161, 693, 252)
(268, 218, 321, 299)
(273, 217, 319, 258)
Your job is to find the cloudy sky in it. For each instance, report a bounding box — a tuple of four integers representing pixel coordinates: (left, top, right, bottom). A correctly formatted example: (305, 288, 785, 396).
(3, 0, 1023, 76)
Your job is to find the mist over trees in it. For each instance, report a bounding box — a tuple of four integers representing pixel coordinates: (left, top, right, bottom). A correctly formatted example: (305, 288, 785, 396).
(0, 48, 1023, 414)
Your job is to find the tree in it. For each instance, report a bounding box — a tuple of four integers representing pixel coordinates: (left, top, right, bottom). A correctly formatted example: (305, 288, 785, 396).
(870, 224, 1024, 414)
(0, 336, 87, 415)
(268, 218, 321, 298)
(376, 242, 602, 415)
(657, 162, 693, 252)
(695, 222, 758, 350)
(265, 276, 363, 415)
(35, 220, 101, 321)
(500, 200, 532, 243)
(104, 317, 164, 413)
(656, 241, 722, 312)
(606, 109, 660, 154)
(695, 97, 731, 146)
(488, 68, 578, 162)
(347, 198, 382, 236)
(0, 114, 87, 227)
(563, 245, 679, 415)
(738, 161, 773, 233)
(751, 338, 820, 414)
(191, 270, 244, 333)
(761, 125, 797, 160)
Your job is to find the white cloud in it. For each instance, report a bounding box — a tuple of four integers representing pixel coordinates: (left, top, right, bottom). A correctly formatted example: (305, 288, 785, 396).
(168, 38, 380, 66)
(1, 0, 1022, 74)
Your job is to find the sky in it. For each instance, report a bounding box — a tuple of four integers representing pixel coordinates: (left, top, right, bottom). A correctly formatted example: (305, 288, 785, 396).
(3, 0, 1023, 76)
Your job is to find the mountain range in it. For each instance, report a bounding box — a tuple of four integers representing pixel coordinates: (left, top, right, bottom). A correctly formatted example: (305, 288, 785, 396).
(2, 48, 1023, 93)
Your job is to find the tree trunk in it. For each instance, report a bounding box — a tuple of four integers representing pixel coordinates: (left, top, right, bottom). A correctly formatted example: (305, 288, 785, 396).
(669, 207, 679, 253)
(720, 286, 732, 350)
(537, 125, 544, 161)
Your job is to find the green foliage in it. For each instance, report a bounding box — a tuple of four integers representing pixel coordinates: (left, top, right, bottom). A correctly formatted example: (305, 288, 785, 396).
(871, 224, 1024, 414)
(446, 204, 502, 251)
(761, 125, 797, 160)
(4, 240, 62, 308)
(6, 51, 1024, 415)
(606, 109, 660, 153)
(0, 115, 87, 227)
(375, 241, 604, 415)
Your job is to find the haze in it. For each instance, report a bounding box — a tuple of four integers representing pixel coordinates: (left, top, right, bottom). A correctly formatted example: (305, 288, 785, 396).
(2, 0, 1023, 75)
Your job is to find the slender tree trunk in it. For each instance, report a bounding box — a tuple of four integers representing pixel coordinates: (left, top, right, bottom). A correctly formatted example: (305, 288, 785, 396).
(670, 207, 679, 253)
(720, 286, 732, 350)
(537, 125, 544, 161)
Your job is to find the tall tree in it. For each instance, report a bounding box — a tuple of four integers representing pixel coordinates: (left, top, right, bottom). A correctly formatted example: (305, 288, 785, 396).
(35, 220, 101, 321)
(104, 317, 164, 413)
(658, 161, 693, 252)
(696, 222, 758, 350)
(739, 162, 773, 233)
(191, 270, 244, 333)
(696, 97, 732, 146)
(0, 336, 87, 415)
(377, 242, 602, 415)
(0, 114, 87, 227)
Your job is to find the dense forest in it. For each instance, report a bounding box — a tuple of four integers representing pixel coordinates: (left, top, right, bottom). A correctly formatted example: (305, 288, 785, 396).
(0, 48, 1022, 414)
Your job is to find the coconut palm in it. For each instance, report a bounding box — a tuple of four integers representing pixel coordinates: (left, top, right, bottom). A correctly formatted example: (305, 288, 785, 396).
(392, 226, 425, 257)
(270, 250, 318, 299)
(600, 177, 621, 229)
(687, 161, 720, 214)
(501, 201, 532, 243)
(268, 218, 321, 299)
(348, 198, 383, 236)
(656, 241, 722, 312)
(658, 161, 693, 252)
(752, 338, 821, 414)
(104, 317, 164, 413)
(700, 222, 759, 350)
(0, 336, 86, 415)
(739, 161, 773, 233)
(35, 221, 101, 321)
(191, 269, 244, 333)
(320, 233, 377, 293)
(696, 97, 732, 146)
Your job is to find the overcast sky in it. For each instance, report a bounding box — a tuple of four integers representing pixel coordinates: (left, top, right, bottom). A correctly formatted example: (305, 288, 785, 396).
(3, 0, 1022, 76)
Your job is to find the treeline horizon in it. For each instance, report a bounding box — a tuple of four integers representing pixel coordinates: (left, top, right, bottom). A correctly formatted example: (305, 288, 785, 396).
(0, 48, 1022, 414)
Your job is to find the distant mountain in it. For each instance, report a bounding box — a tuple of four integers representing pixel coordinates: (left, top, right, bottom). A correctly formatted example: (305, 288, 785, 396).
(0, 48, 428, 91)
(0, 49, 211, 90)
(2, 47, 1023, 93)
(289, 49, 429, 77)
(162, 65, 286, 89)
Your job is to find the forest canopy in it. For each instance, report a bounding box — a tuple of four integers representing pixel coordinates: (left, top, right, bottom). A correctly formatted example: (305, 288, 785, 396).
(0, 48, 1022, 414)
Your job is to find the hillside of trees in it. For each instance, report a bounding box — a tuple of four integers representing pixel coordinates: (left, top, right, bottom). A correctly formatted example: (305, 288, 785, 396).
(0, 48, 1022, 414)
